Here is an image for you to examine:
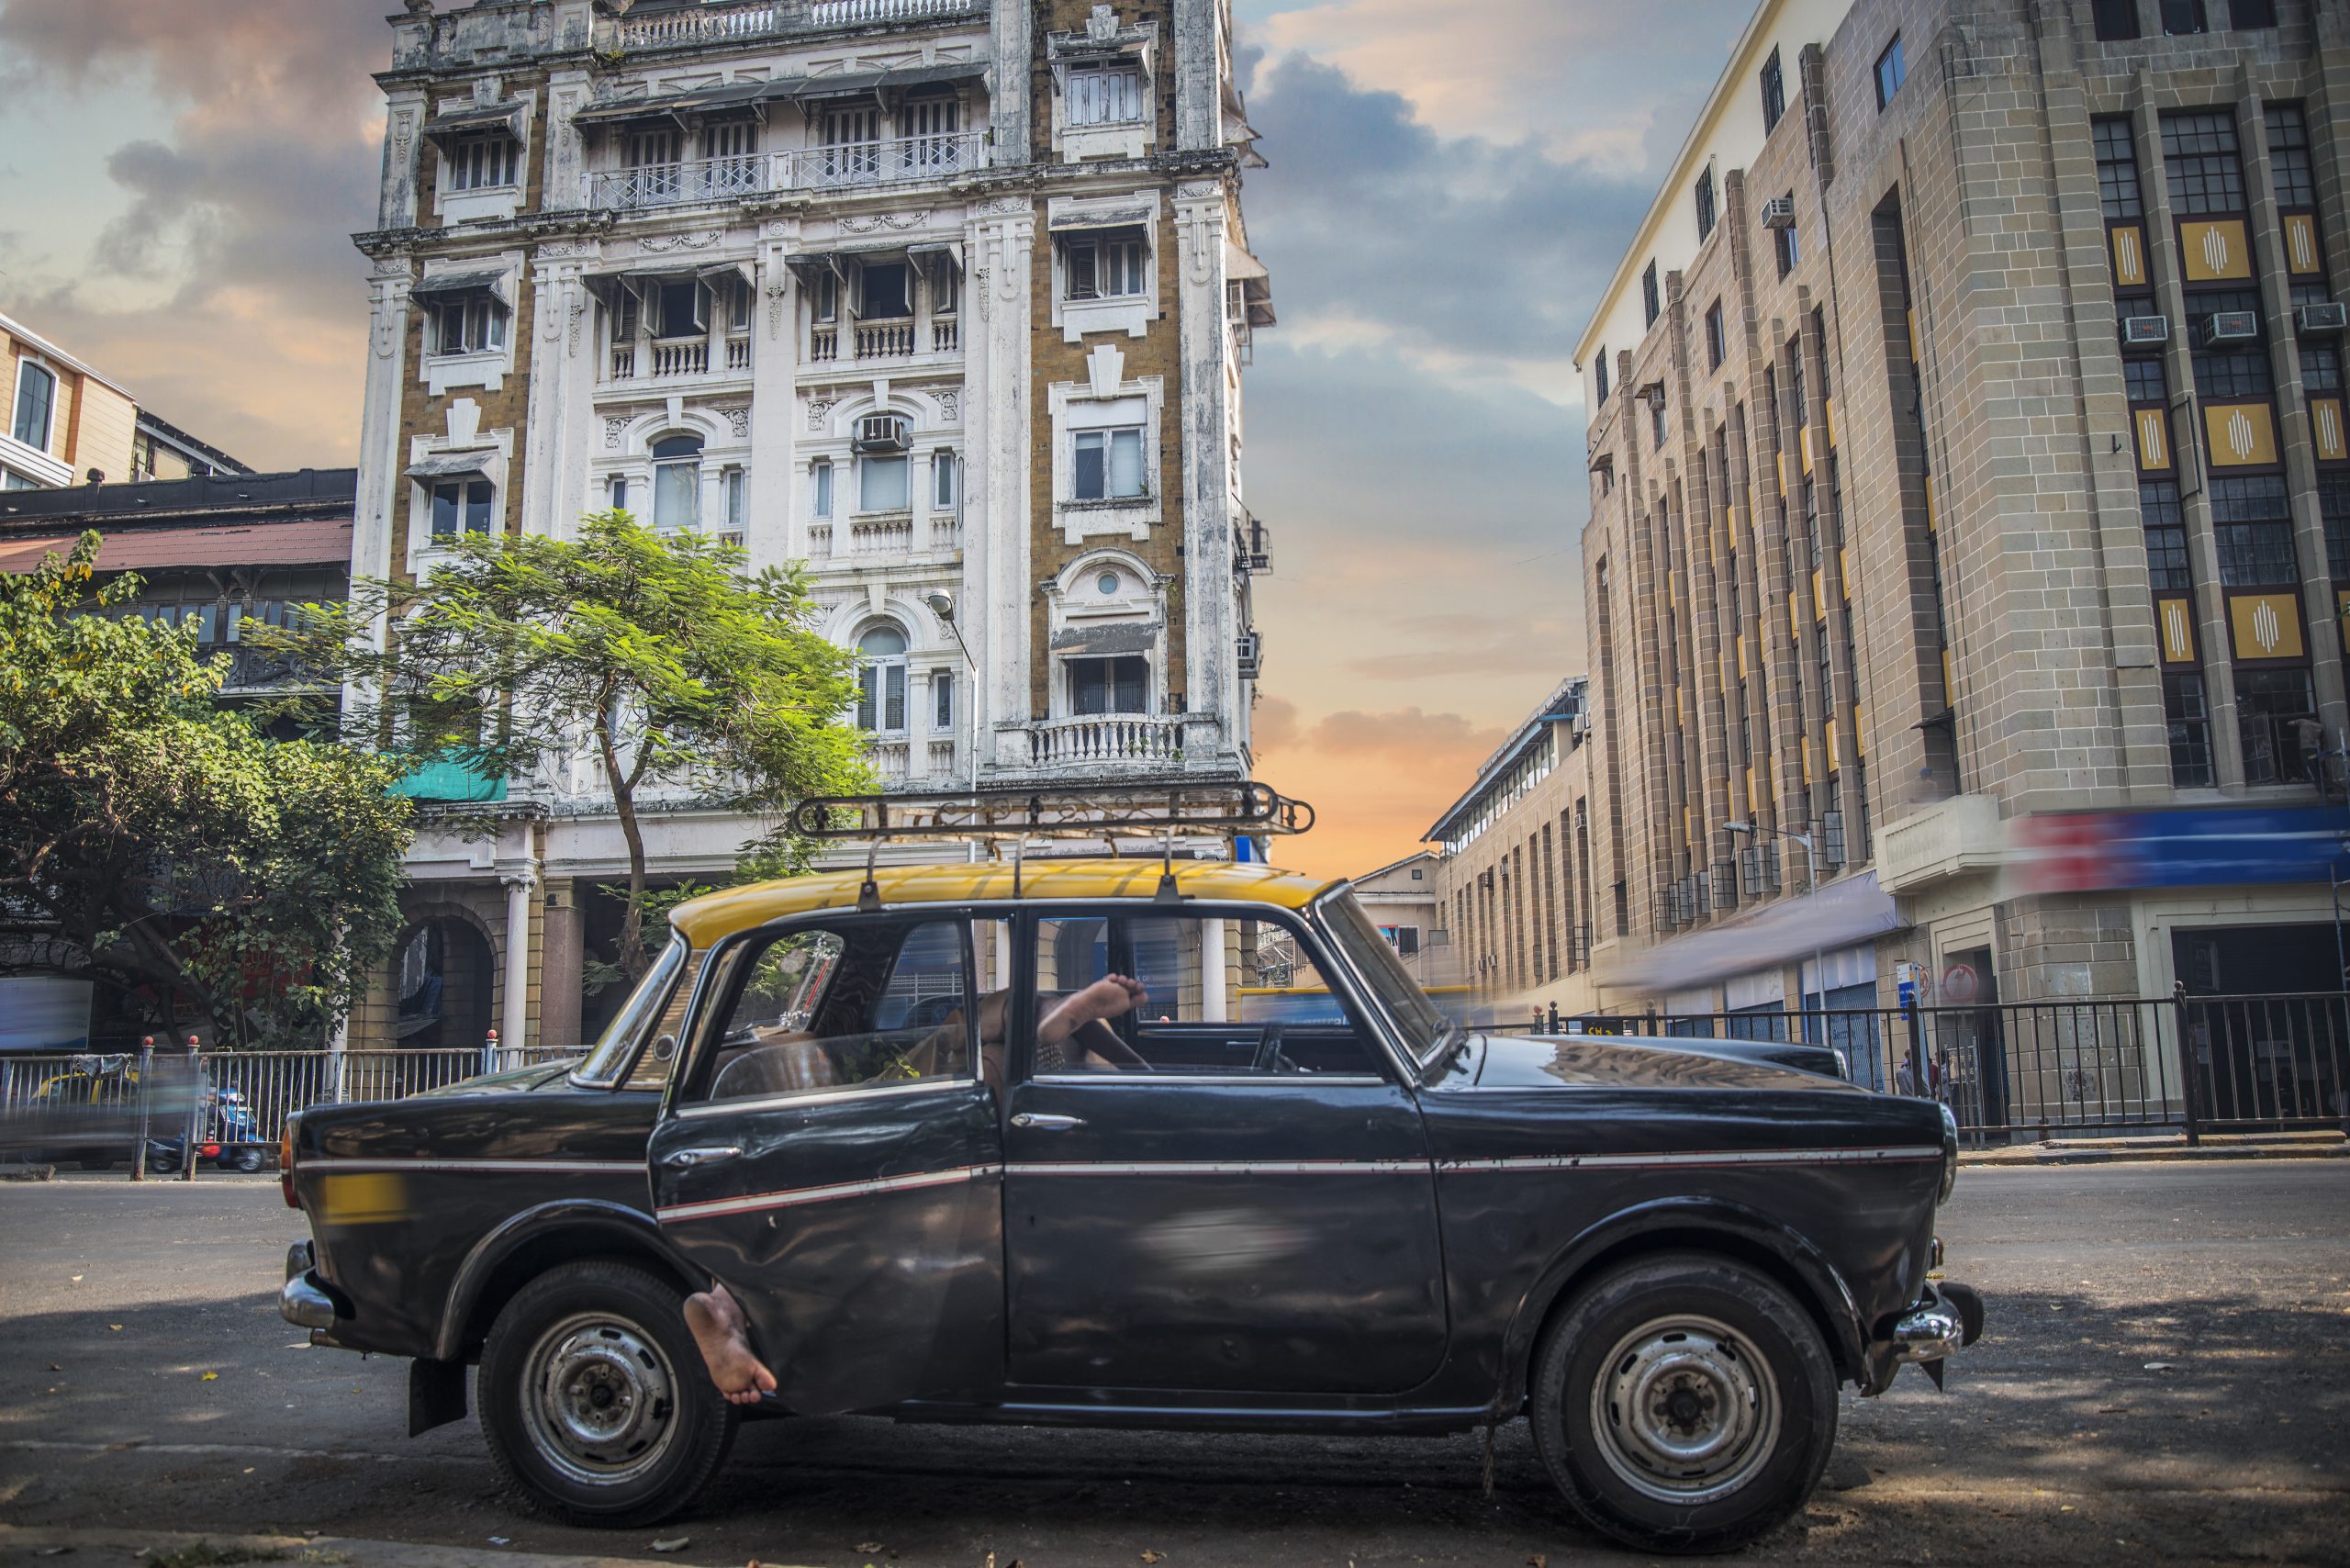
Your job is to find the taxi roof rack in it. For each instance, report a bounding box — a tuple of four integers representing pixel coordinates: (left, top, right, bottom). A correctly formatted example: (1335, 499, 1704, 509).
(789, 783, 1316, 912)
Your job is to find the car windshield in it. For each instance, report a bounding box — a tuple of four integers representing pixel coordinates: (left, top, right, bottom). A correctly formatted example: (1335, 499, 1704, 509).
(575, 933, 689, 1084)
(1315, 889, 1454, 1067)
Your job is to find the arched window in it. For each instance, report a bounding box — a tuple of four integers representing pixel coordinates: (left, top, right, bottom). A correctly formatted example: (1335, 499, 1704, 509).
(652, 433, 702, 530)
(856, 623, 909, 734)
(12, 362, 56, 450)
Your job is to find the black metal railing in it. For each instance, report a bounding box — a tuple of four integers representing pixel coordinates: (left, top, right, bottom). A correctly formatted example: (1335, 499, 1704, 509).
(1492, 991, 2350, 1144)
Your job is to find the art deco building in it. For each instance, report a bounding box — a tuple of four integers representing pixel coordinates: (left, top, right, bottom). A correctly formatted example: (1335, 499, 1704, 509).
(345, 0, 1272, 1051)
(1575, 0, 2350, 1025)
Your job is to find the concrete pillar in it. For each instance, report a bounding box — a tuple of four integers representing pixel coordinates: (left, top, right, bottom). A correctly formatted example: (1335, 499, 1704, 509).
(540, 879, 584, 1050)
(501, 869, 537, 1051)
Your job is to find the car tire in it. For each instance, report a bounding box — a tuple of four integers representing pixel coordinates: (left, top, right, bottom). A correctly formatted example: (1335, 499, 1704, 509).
(478, 1260, 736, 1529)
(1529, 1253, 1838, 1556)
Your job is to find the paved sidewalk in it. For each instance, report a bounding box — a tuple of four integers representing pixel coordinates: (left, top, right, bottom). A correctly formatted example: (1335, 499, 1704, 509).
(1958, 1128, 2346, 1166)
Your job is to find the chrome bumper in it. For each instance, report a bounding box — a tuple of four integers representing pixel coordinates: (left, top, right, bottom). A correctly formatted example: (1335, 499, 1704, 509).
(279, 1240, 336, 1331)
(1888, 1281, 1986, 1385)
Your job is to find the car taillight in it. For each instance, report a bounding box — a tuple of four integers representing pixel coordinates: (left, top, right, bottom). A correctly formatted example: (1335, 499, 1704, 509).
(281, 1121, 299, 1209)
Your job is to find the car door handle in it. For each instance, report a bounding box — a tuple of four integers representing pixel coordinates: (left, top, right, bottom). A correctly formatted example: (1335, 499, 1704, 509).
(1010, 1113, 1084, 1131)
(659, 1145, 743, 1169)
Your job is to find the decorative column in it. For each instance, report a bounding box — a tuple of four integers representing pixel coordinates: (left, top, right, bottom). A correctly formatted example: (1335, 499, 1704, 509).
(500, 867, 538, 1052)
(751, 218, 801, 572)
(965, 196, 1035, 778)
(1172, 181, 1237, 772)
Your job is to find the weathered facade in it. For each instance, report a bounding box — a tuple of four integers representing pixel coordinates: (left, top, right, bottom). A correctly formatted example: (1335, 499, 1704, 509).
(348, 0, 1272, 1049)
(1575, 0, 2350, 1020)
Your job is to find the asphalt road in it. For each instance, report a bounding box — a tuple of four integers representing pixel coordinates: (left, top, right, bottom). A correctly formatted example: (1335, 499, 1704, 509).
(1, 1162, 2345, 1567)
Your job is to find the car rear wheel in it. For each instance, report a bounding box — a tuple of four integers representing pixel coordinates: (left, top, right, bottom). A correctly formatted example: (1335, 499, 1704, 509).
(479, 1260, 736, 1528)
(1530, 1254, 1837, 1555)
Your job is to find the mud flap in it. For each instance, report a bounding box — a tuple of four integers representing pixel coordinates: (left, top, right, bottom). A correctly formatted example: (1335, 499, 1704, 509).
(408, 1356, 468, 1436)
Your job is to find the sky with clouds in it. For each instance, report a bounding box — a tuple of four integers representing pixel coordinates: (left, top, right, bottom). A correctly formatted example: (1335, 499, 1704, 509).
(0, 0, 1755, 879)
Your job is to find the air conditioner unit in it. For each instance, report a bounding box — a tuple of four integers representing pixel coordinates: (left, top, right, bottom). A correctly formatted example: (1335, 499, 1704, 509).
(852, 414, 909, 454)
(1478, 868, 1494, 890)
(1235, 631, 1262, 680)
(2296, 302, 2348, 335)
(1761, 196, 1796, 230)
(2121, 315, 2169, 347)
(2198, 310, 2259, 346)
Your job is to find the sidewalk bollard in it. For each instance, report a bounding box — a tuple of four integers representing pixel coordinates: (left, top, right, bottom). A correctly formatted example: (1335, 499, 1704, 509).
(129, 1036, 154, 1184)
(179, 1036, 201, 1183)
(483, 1028, 498, 1080)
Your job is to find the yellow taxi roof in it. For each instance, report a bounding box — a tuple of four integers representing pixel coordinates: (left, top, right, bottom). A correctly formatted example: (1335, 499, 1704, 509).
(669, 858, 1343, 946)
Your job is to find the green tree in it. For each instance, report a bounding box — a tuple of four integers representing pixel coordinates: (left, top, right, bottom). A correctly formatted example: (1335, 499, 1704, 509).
(280, 511, 866, 980)
(0, 534, 413, 1047)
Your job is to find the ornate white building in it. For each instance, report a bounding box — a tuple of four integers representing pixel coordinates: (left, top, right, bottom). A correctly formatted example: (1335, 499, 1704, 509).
(344, 0, 1273, 1052)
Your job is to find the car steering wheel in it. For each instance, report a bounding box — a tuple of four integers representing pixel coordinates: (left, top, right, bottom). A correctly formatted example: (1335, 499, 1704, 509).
(1249, 1024, 1292, 1074)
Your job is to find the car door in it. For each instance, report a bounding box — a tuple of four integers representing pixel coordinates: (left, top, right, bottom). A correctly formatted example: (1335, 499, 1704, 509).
(1001, 904, 1448, 1396)
(648, 912, 1005, 1415)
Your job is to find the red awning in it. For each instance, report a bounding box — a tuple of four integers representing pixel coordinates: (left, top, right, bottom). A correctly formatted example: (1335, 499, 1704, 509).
(0, 520, 353, 575)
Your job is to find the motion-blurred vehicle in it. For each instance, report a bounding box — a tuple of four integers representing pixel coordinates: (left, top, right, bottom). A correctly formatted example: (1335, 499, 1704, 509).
(4, 1058, 271, 1170)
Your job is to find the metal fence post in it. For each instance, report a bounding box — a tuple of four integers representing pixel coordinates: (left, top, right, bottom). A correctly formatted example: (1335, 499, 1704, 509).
(483, 1027, 498, 1079)
(129, 1036, 154, 1184)
(1547, 1000, 1561, 1034)
(178, 1036, 200, 1182)
(2172, 983, 2201, 1147)
(1904, 994, 1926, 1097)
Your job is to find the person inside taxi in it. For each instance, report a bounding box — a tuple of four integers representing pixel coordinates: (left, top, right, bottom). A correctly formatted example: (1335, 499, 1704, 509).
(683, 971, 1149, 1405)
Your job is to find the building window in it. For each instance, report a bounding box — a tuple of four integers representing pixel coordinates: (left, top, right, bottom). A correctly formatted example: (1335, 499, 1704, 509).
(932, 669, 954, 732)
(2238, 666, 2316, 785)
(1069, 654, 1147, 715)
(431, 296, 507, 356)
(931, 450, 957, 510)
(654, 278, 709, 340)
(2125, 358, 2167, 405)
(722, 466, 746, 532)
(652, 434, 702, 530)
(2159, 0, 2208, 33)
(2161, 109, 2244, 216)
(856, 624, 908, 734)
(857, 263, 911, 320)
(1064, 230, 1147, 300)
(1694, 167, 1717, 241)
(818, 105, 881, 183)
(1650, 394, 1666, 449)
(811, 458, 834, 518)
(1759, 48, 1785, 132)
(2092, 0, 2142, 39)
(1775, 209, 1799, 278)
(2302, 343, 2343, 397)
(2163, 672, 2213, 787)
(442, 133, 519, 192)
(2320, 475, 2350, 580)
(1874, 34, 1906, 110)
(2229, 0, 2276, 27)
(1594, 353, 1610, 406)
(2142, 479, 2191, 591)
(11, 361, 55, 450)
(1705, 299, 1726, 371)
(858, 451, 910, 512)
(2210, 476, 2296, 586)
(2266, 103, 2313, 209)
(2094, 117, 2143, 220)
(429, 477, 495, 541)
(1074, 427, 1146, 500)
(1066, 58, 1145, 126)
(2190, 287, 2270, 398)
(1641, 262, 1660, 329)
(609, 475, 628, 511)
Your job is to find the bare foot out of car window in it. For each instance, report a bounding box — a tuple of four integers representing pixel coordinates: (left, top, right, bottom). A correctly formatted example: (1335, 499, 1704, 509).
(683, 1282, 776, 1406)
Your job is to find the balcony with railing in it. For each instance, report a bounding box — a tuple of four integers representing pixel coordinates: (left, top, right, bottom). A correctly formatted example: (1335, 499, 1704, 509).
(587, 133, 986, 213)
(608, 335, 748, 384)
(599, 0, 981, 51)
(1027, 715, 1190, 769)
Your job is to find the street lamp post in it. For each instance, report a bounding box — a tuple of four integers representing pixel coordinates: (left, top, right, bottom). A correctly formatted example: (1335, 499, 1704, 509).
(1725, 820, 1824, 1044)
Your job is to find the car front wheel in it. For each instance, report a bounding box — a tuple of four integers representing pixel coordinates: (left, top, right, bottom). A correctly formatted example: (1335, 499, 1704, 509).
(1530, 1254, 1838, 1555)
(478, 1260, 737, 1528)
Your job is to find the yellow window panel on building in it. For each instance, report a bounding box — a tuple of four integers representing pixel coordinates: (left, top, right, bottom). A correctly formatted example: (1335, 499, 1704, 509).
(2202, 401, 2277, 467)
(2109, 224, 2147, 288)
(1738, 636, 1751, 679)
(1775, 451, 1788, 497)
(1825, 717, 1840, 765)
(2135, 406, 2170, 471)
(1853, 707, 1866, 756)
(1906, 308, 1919, 364)
(2227, 592, 2304, 662)
(2178, 220, 2253, 283)
(1788, 589, 1802, 640)
(1825, 397, 1839, 450)
(2311, 397, 2346, 465)
(1801, 736, 1814, 785)
(1923, 472, 1938, 532)
(1799, 424, 1815, 475)
(1839, 546, 1852, 600)
(2155, 595, 2198, 666)
(1811, 569, 1826, 621)
(2282, 214, 2323, 277)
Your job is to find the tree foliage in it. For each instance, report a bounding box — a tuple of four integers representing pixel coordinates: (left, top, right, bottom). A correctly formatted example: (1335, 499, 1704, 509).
(278, 511, 867, 979)
(0, 534, 413, 1047)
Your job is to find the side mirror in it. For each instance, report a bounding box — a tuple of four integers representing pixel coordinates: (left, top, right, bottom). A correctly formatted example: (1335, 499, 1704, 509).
(652, 1033, 677, 1062)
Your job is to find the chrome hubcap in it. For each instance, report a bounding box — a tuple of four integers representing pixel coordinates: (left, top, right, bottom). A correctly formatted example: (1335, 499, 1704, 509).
(1590, 1314, 1779, 1504)
(521, 1312, 678, 1485)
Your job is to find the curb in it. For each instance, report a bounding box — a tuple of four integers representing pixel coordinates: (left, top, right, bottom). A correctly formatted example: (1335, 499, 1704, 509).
(1959, 1135, 2348, 1167)
(0, 1524, 800, 1568)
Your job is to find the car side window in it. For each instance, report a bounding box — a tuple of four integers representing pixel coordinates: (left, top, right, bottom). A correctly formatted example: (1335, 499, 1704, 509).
(1025, 912, 1382, 1079)
(689, 918, 973, 1103)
